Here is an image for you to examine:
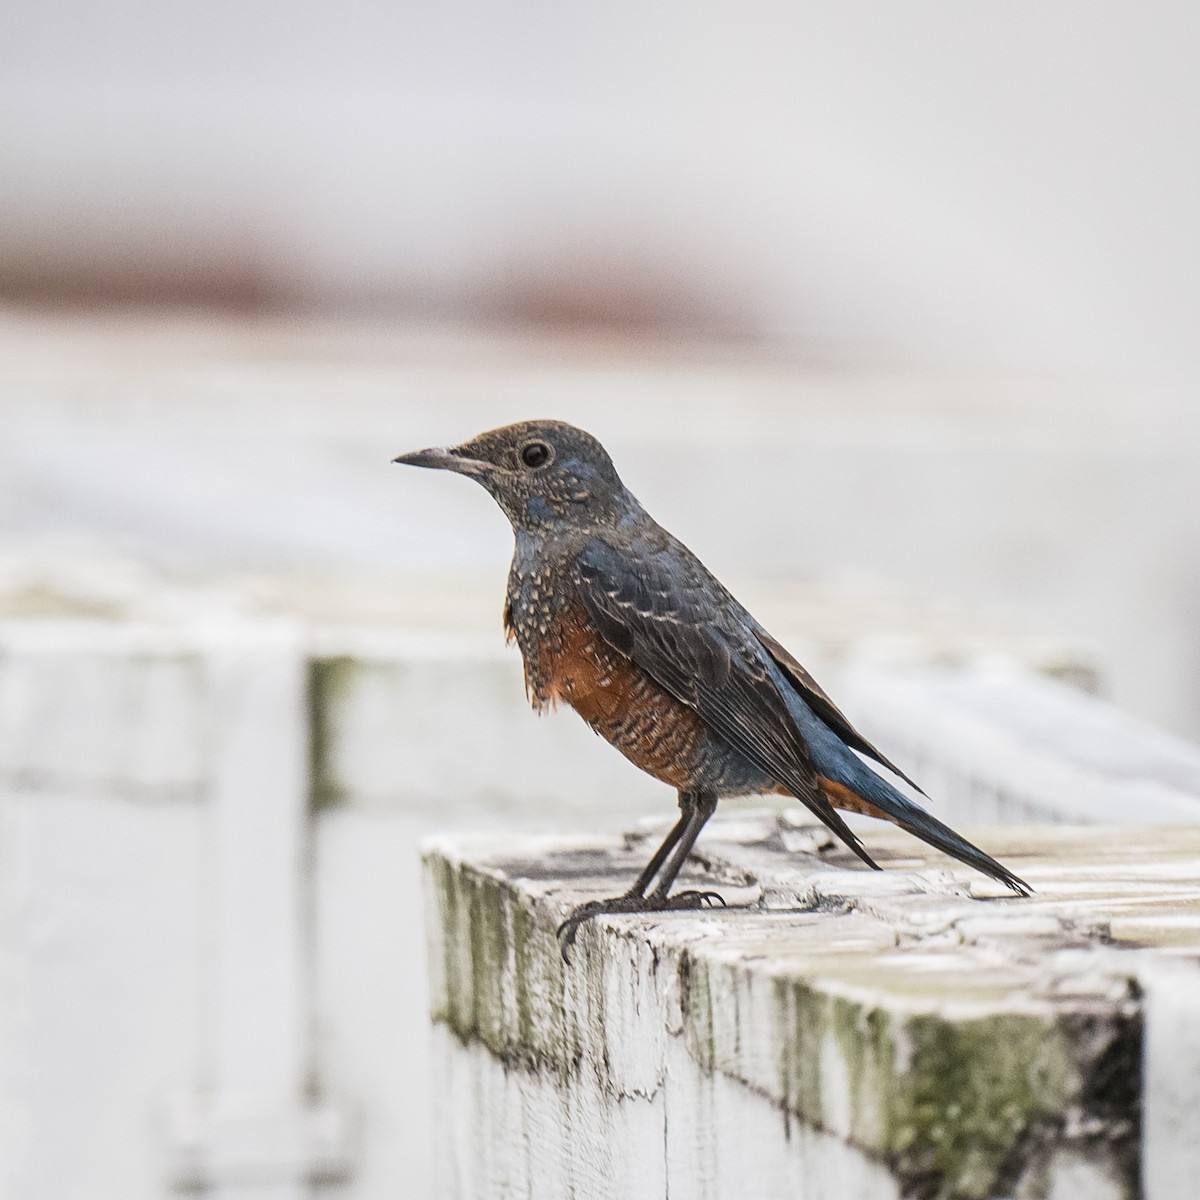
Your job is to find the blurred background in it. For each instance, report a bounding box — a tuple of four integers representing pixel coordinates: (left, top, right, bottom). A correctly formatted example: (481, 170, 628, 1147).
(1, 3, 1199, 1199)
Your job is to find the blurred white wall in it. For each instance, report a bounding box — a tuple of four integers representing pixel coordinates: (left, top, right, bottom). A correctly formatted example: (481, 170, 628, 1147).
(1, 312, 1198, 741)
(2, 3, 1199, 393)
(3, 10, 1199, 1199)
(0, 593, 1195, 1200)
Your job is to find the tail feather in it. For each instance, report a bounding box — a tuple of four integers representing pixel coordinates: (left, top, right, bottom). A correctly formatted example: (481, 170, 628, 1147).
(765, 656, 1032, 896)
(821, 773, 1032, 896)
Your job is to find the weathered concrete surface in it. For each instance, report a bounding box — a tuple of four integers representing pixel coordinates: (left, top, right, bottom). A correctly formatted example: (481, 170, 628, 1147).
(424, 812, 1200, 1199)
(0, 569, 1124, 1200)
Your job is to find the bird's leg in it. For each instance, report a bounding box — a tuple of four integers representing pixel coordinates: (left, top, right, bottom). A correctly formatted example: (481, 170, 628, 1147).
(556, 789, 725, 960)
(627, 802, 692, 897)
(555, 805, 690, 958)
(645, 788, 722, 906)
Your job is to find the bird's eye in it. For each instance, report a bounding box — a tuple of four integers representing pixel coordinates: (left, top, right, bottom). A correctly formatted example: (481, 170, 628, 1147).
(520, 441, 552, 469)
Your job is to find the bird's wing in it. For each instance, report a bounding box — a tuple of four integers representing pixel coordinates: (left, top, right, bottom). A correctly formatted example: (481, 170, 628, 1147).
(751, 626, 926, 795)
(575, 537, 879, 869)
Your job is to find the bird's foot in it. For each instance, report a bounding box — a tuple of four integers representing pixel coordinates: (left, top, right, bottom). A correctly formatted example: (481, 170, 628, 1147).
(556, 888, 726, 962)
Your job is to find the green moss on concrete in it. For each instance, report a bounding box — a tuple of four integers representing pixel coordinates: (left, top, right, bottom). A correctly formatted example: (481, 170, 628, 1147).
(724, 966, 1076, 1199)
(466, 865, 510, 1050)
(426, 849, 1126, 1200)
(510, 895, 537, 1049)
(772, 976, 900, 1136)
(425, 849, 574, 1075)
(307, 655, 356, 811)
(682, 953, 715, 1073)
(888, 1012, 1073, 1199)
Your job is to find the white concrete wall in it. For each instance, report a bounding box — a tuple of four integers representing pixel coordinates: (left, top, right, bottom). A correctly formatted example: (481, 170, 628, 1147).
(3, 312, 1198, 748)
(425, 815, 1196, 1199)
(0, 623, 208, 1200)
(1, 600, 1197, 1199)
(0, 620, 353, 1200)
(841, 659, 1200, 826)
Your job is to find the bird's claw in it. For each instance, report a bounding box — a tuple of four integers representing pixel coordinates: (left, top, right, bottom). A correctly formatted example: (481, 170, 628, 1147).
(556, 888, 728, 963)
(667, 889, 727, 910)
(556, 892, 645, 961)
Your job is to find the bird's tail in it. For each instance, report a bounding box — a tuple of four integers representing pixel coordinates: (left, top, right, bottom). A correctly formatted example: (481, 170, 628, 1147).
(764, 657, 1031, 895)
(818, 770, 1031, 896)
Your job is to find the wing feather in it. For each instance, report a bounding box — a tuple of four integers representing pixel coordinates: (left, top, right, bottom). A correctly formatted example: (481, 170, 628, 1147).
(576, 538, 879, 869)
(751, 626, 926, 795)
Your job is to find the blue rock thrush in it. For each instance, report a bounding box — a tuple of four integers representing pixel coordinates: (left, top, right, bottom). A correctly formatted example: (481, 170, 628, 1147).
(394, 419, 1029, 957)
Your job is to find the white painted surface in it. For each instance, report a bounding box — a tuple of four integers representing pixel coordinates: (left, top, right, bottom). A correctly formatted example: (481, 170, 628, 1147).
(0, 624, 206, 1200)
(1139, 958, 1200, 1200)
(0, 618, 354, 1200)
(1, 597, 1199, 1199)
(432, 1028, 902, 1200)
(303, 612, 1092, 824)
(311, 810, 433, 1200)
(0, 620, 208, 800)
(164, 619, 354, 1198)
(842, 659, 1200, 826)
(425, 815, 1191, 1200)
(1, 311, 1198, 747)
(206, 621, 308, 1113)
(0, 794, 203, 1200)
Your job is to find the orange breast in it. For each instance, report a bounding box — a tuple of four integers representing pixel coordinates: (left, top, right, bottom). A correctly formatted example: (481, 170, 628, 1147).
(526, 602, 715, 791)
(509, 599, 906, 815)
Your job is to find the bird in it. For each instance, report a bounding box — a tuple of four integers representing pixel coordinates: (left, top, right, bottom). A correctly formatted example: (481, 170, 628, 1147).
(394, 419, 1030, 957)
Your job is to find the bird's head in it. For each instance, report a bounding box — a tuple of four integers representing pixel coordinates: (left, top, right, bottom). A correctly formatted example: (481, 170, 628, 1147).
(394, 419, 630, 530)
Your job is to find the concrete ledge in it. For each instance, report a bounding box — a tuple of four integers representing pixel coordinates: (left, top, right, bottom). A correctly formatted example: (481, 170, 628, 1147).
(423, 812, 1200, 1199)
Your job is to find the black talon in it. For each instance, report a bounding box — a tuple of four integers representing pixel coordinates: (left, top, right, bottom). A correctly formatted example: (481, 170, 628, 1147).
(556, 892, 646, 962)
(666, 888, 726, 909)
(556, 887, 730, 963)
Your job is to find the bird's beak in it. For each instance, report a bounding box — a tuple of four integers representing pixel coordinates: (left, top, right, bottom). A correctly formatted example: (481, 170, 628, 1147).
(391, 445, 494, 477)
